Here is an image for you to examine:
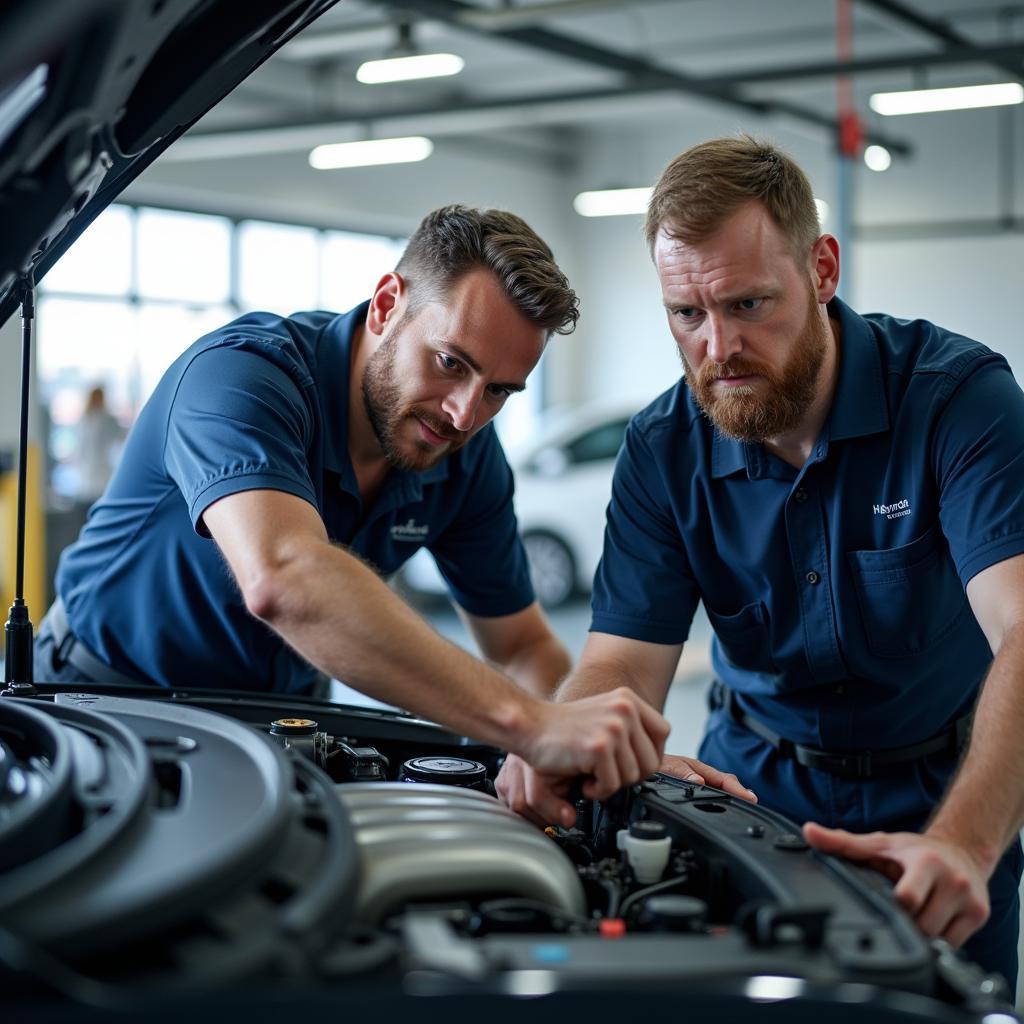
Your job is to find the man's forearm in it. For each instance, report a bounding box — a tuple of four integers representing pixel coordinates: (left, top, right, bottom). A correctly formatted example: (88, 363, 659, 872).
(557, 662, 632, 702)
(498, 634, 571, 700)
(257, 539, 540, 752)
(926, 621, 1024, 872)
(555, 633, 679, 708)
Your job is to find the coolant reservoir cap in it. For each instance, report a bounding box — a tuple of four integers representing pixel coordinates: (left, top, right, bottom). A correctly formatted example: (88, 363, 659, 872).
(401, 756, 488, 787)
(629, 819, 668, 841)
(270, 718, 318, 735)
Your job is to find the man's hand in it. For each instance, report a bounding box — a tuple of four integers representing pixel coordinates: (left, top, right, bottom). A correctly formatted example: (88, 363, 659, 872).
(659, 754, 758, 803)
(495, 753, 576, 827)
(498, 745, 762, 828)
(803, 823, 990, 948)
(510, 688, 669, 822)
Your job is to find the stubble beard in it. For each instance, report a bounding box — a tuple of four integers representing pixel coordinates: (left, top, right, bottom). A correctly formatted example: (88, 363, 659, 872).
(684, 291, 829, 443)
(361, 318, 467, 472)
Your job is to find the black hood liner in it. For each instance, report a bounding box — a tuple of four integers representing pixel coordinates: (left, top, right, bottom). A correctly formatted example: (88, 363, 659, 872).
(0, 0, 341, 326)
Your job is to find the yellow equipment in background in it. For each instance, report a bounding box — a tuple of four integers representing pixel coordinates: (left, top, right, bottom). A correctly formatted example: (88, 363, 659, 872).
(0, 442, 46, 617)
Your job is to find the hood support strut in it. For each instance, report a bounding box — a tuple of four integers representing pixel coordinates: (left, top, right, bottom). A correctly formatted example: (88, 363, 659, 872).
(3, 273, 36, 693)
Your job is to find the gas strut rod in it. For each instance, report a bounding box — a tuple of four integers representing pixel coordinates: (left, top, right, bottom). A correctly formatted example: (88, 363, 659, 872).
(4, 272, 36, 691)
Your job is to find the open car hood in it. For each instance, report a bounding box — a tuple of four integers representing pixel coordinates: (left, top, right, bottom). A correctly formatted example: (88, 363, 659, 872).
(0, 0, 341, 327)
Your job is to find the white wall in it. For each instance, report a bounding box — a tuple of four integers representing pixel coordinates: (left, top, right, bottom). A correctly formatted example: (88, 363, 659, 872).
(126, 139, 579, 283)
(854, 235, 1024, 380)
(127, 134, 584, 409)
(0, 313, 43, 448)
(126, 101, 1024, 408)
(560, 111, 836, 408)
(562, 104, 1024, 407)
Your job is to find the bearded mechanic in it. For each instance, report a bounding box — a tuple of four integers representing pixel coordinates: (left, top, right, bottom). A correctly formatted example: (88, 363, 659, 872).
(498, 137, 1024, 986)
(37, 205, 669, 798)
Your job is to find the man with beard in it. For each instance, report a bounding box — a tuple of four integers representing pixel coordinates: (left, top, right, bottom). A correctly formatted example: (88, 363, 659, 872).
(498, 137, 1024, 987)
(36, 205, 670, 802)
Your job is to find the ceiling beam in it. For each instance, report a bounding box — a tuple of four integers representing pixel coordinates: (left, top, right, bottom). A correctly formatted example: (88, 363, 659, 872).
(857, 0, 1024, 81)
(367, 0, 909, 149)
(176, 80, 913, 161)
(699, 41, 1024, 88)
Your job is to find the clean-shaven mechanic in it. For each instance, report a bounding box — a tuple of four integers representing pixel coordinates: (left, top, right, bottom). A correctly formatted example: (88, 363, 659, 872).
(498, 138, 1024, 986)
(37, 205, 669, 802)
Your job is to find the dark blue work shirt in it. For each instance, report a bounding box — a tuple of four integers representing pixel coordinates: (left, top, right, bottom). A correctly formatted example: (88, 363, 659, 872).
(56, 302, 534, 693)
(592, 297, 1024, 751)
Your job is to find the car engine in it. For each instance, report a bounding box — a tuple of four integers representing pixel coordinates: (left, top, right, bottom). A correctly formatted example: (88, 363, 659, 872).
(0, 687, 1016, 1022)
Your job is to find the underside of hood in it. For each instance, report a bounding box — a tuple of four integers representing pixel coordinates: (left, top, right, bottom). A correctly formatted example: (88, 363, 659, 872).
(0, 0, 341, 326)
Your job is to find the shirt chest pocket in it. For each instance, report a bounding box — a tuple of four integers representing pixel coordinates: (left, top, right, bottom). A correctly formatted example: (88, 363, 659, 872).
(704, 600, 778, 674)
(847, 523, 967, 659)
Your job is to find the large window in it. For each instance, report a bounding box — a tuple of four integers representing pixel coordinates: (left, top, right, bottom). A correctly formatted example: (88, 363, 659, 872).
(39, 205, 406, 500)
(39, 205, 544, 501)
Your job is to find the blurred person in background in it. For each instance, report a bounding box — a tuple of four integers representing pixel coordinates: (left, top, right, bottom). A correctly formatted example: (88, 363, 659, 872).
(73, 385, 123, 505)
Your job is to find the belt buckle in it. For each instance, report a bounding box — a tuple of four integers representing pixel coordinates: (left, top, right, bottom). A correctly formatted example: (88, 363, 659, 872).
(835, 749, 872, 779)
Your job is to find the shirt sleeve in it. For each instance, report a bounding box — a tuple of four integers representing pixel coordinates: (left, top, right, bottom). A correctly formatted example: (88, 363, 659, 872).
(163, 341, 318, 535)
(933, 355, 1024, 585)
(590, 420, 701, 643)
(427, 427, 535, 617)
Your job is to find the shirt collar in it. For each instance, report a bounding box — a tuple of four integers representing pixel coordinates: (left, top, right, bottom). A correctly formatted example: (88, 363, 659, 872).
(825, 295, 889, 442)
(709, 295, 889, 479)
(710, 428, 748, 479)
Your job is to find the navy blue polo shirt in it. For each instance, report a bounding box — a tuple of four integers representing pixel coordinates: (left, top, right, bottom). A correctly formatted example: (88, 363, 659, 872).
(55, 302, 534, 693)
(592, 297, 1024, 752)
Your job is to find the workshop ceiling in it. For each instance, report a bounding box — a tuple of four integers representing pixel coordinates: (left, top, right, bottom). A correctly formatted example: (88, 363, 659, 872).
(171, 0, 1024, 170)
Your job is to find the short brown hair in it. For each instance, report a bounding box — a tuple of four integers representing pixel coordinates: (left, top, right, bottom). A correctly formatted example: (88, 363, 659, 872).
(644, 135, 820, 262)
(396, 205, 579, 337)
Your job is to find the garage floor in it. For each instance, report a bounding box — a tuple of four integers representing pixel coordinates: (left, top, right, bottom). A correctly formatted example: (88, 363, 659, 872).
(333, 595, 1024, 1009)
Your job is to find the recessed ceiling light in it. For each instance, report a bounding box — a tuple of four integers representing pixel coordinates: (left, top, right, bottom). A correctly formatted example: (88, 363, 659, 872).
(309, 136, 434, 170)
(863, 145, 892, 172)
(869, 82, 1023, 116)
(356, 53, 464, 84)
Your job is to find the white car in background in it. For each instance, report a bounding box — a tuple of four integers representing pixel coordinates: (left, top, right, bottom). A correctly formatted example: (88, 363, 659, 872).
(400, 402, 637, 607)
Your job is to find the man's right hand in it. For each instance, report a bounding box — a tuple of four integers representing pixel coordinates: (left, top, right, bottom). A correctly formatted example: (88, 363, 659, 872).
(506, 687, 670, 824)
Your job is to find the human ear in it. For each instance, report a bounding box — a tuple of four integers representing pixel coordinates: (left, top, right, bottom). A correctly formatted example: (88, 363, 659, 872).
(809, 235, 840, 303)
(366, 272, 407, 336)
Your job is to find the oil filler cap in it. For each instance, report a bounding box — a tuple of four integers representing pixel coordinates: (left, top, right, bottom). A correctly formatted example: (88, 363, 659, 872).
(270, 718, 318, 735)
(401, 756, 488, 789)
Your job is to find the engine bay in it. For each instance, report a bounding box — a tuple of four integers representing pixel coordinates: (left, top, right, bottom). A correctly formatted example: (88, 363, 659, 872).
(0, 686, 1015, 1021)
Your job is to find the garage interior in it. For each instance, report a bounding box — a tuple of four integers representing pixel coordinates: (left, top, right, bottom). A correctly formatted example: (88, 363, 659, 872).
(1, 0, 1023, 1010)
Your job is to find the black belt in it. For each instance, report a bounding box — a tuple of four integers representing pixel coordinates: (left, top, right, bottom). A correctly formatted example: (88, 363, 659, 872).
(712, 681, 971, 780)
(41, 597, 146, 688)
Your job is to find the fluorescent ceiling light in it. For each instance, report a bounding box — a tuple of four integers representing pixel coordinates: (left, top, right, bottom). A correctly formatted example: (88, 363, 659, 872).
(310, 136, 434, 169)
(869, 82, 1023, 116)
(573, 187, 652, 217)
(863, 145, 892, 172)
(356, 53, 464, 84)
(575, 189, 832, 225)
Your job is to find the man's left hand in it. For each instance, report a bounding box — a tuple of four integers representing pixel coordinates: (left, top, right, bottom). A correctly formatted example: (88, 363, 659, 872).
(803, 822, 990, 948)
(660, 754, 758, 803)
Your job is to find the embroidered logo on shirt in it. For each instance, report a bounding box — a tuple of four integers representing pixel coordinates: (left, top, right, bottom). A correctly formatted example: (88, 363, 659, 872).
(873, 498, 912, 520)
(390, 518, 430, 541)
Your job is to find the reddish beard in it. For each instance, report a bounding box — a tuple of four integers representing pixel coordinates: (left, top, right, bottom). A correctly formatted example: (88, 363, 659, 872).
(685, 291, 828, 443)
